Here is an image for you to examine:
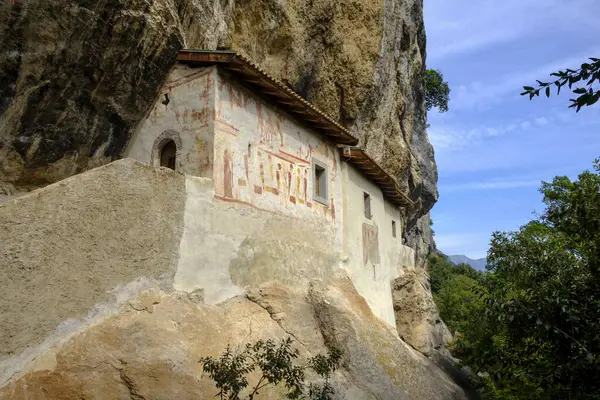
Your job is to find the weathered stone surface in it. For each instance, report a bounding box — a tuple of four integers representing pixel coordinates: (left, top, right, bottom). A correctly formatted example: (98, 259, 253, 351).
(0, 0, 188, 187)
(392, 268, 452, 356)
(405, 210, 436, 267)
(0, 274, 466, 399)
(0, 0, 436, 260)
(0, 159, 186, 382)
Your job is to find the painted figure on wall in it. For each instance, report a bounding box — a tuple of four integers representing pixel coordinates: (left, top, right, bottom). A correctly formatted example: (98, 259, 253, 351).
(223, 149, 233, 199)
(363, 223, 380, 266)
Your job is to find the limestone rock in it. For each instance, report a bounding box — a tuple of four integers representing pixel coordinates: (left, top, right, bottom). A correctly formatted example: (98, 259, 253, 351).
(392, 269, 452, 356)
(1, 274, 466, 399)
(0, 0, 436, 259)
(404, 210, 436, 267)
(0, 0, 188, 186)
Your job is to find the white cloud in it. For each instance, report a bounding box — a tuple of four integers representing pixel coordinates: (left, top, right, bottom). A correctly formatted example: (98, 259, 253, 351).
(486, 128, 500, 137)
(449, 49, 600, 110)
(440, 179, 541, 193)
(425, 0, 600, 61)
(520, 120, 532, 130)
(428, 115, 551, 152)
(434, 232, 491, 259)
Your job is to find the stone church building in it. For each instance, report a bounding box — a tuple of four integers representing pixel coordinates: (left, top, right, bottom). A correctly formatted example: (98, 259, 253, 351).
(124, 50, 416, 327)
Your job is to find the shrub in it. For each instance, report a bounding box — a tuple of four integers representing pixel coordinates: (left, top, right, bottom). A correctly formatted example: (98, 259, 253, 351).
(200, 337, 343, 400)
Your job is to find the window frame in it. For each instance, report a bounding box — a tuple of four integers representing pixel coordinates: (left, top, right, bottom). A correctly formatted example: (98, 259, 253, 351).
(312, 158, 329, 206)
(364, 192, 372, 219)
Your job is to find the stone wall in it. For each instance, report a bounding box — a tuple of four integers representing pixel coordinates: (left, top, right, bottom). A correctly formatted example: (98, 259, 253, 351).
(340, 160, 415, 326)
(173, 174, 340, 305)
(0, 159, 187, 384)
(0, 160, 340, 383)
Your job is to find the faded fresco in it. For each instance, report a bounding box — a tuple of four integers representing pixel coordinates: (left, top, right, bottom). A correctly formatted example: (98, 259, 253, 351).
(212, 72, 340, 223)
(125, 65, 216, 178)
(362, 222, 380, 266)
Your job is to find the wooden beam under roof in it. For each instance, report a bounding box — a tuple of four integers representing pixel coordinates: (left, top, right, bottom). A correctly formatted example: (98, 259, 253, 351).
(339, 146, 414, 208)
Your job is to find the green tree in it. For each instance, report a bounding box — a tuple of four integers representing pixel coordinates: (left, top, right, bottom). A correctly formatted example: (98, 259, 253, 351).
(434, 274, 484, 335)
(200, 337, 342, 400)
(428, 252, 454, 294)
(425, 69, 451, 113)
(521, 57, 600, 111)
(454, 160, 600, 399)
(428, 252, 483, 295)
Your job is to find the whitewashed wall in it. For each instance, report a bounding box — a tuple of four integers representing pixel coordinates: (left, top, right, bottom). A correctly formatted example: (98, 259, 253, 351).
(339, 162, 415, 326)
(126, 65, 415, 328)
(124, 65, 216, 178)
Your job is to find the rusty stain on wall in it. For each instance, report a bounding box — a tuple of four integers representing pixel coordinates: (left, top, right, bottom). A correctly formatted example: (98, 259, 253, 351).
(215, 120, 239, 137)
(195, 137, 211, 174)
(227, 81, 250, 110)
(223, 149, 233, 198)
(330, 198, 336, 221)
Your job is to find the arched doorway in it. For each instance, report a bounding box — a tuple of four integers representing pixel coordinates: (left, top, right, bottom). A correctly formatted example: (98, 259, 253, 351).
(151, 130, 182, 171)
(160, 140, 177, 170)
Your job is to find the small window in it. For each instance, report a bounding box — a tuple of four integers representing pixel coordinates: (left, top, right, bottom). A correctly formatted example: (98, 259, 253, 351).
(364, 192, 372, 219)
(312, 159, 328, 205)
(392, 220, 397, 238)
(160, 140, 177, 170)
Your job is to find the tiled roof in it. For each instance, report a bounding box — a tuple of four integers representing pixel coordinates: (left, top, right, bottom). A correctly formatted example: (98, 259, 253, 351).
(177, 50, 357, 145)
(176, 49, 414, 208)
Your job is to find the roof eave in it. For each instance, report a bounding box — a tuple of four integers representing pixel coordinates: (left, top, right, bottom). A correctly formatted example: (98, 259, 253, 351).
(339, 146, 414, 208)
(176, 50, 358, 146)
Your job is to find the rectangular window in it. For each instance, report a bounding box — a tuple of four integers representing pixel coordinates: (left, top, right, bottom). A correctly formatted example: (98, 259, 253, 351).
(312, 159, 328, 205)
(392, 220, 397, 238)
(364, 192, 372, 219)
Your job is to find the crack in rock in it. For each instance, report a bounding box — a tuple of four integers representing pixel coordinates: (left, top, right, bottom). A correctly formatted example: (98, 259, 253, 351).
(245, 293, 309, 350)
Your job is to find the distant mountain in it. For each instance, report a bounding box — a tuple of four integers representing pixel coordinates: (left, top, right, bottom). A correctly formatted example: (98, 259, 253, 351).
(448, 255, 487, 271)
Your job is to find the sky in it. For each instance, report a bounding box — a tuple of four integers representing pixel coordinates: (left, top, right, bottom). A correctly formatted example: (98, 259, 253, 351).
(423, 0, 600, 259)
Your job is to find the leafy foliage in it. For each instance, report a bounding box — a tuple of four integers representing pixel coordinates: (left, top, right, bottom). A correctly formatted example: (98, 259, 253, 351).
(521, 57, 600, 111)
(425, 69, 451, 113)
(434, 274, 484, 335)
(427, 252, 485, 334)
(200, 337, 343, 400)
(428, 252, 484, 295)
(453, 160, 600, 399)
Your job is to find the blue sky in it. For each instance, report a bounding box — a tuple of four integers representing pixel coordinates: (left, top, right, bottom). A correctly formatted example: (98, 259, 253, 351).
(423, 0, 600, 259)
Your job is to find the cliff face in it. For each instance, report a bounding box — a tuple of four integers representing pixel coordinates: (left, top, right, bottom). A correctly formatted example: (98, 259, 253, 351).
(0, 278, 465, 399)
(0, 0, 437, 258)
